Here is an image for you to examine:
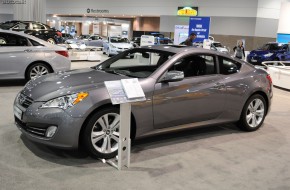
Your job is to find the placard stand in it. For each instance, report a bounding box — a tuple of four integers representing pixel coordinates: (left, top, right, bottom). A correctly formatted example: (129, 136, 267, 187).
(103, 79, 145, 170)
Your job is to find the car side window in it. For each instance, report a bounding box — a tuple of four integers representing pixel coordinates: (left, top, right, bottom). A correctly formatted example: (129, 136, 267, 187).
(32, 23, 45, 30)
(13, 23, 29, 30)
(169, 54, 217, 78)
(219, 56, 241, 75)
(0, 33, 29, 46)
(29, 39, 44, 46)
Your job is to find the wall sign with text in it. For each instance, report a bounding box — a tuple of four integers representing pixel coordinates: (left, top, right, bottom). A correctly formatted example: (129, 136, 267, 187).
(188, 17, 211, 42)
(177, 7, 198, 16)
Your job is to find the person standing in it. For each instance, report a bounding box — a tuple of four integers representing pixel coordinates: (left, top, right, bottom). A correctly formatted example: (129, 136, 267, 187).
(184, 33, 197, 46)
(233, 40, 245, 59)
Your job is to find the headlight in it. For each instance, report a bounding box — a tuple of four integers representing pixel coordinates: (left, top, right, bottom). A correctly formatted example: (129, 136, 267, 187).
(110, 44, 117, 48)
(264, 53, 273, 57)
(40, 92, 89, 110)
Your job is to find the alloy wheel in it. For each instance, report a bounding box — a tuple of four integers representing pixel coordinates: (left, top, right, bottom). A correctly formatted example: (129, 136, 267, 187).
(246, 98, 265, 128)
(0, 38, 6, 44)
(29, 65, 49, 79)
(47, 38, 56, 44)
(91, 113, 120, 154)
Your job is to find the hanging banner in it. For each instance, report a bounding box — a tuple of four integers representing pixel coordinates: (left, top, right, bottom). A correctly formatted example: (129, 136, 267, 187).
(188, 17, 211, 42)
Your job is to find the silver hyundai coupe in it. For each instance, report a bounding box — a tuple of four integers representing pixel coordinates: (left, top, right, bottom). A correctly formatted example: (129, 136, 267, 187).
(13, 45, 273, 158)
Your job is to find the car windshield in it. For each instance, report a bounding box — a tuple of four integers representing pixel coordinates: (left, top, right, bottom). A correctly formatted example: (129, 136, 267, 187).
(259, 44, 280, 51)
(0, 22, 16, 29)
(213, 43, 223, 47)
(80, 35, 90, 39)
(110, 37, 129, 43)
(94, 49, 175, 78)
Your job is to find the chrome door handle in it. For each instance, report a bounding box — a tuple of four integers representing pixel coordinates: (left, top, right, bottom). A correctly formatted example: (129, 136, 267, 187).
(24, 49, 32, 52)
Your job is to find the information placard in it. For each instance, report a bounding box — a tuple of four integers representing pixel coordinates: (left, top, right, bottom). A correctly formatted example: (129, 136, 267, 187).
(104, 79, 145, 105)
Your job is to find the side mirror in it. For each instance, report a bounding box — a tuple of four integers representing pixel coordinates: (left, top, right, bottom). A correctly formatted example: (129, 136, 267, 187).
(161, 71, 184, 83)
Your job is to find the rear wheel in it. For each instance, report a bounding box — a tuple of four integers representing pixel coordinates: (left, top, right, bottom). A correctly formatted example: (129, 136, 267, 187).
(26, 63, 51, 80)
(237, 94, 267, 131)
(81, 107, 120, 159)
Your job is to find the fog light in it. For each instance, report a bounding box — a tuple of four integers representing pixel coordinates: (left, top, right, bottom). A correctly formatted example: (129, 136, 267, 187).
(46, 126, 57, 138)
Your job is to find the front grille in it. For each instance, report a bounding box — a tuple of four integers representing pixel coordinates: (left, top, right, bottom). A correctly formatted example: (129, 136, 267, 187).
(18, 93, 33, 108)
(15, 117, 47, 137)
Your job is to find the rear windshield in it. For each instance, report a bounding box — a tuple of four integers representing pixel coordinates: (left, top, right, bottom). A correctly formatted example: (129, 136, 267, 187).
(0, 22, 16, 29)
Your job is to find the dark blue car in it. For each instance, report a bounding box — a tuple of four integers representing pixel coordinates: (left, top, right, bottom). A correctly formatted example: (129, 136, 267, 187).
(277, 44, 290, 61)
(247, 42, 288, 65)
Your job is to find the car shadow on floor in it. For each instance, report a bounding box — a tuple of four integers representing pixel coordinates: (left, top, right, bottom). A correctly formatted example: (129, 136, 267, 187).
(20, 123, 243, 167)
(0, 79, 26, 86)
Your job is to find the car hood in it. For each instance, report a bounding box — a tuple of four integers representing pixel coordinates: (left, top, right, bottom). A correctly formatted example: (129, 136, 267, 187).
(111, 43, 132, 48)
(21, 68, 129, 101)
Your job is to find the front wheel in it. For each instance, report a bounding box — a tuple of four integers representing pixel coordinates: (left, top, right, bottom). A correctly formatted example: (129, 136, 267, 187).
(81, 107, 120, 159)
(26, 63, 51, 80)
(237, 94, 267, 132)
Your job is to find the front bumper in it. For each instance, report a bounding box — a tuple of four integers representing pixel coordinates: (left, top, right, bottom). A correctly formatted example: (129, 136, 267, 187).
(110, 47, 130, 55)
(13, 94, 84, 149)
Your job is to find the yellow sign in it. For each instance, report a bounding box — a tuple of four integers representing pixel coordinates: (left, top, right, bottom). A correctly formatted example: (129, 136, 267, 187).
(177, 7, 198, 16)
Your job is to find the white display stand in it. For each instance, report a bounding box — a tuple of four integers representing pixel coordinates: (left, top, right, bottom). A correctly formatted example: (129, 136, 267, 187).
(104, 79, 145, 170)
(66, 44, 102, 61)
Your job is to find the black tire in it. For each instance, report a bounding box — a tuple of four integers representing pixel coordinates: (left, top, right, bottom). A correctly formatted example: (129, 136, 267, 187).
(26, 63, 52, 80)
(237, 94, 267, 132)
(81, 107, 120, 159)
(103, 51, 106, 54)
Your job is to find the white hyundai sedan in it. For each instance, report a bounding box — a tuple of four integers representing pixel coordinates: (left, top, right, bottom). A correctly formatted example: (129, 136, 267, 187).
(0, 30, 71, 80)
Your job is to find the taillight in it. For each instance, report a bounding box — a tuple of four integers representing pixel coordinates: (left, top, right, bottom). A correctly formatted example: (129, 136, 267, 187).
(55, 51, 69, 58)
(266, 74, 272, 84)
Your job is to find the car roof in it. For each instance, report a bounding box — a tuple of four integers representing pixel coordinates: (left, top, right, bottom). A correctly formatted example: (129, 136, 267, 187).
(0, 29, 60, 48)
(140, 45, 227, 55)
(4, 20, 43, 24)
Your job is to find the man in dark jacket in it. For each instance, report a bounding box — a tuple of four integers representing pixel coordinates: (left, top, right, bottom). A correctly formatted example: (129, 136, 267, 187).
(184, 33, 197, 46)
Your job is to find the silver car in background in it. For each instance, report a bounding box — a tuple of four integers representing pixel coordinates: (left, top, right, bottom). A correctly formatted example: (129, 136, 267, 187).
(0, 30, 71, 80)
(13, 46, 273, 159)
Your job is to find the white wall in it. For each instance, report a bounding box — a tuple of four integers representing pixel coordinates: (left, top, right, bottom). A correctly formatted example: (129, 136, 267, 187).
(277, 1, 290, 34)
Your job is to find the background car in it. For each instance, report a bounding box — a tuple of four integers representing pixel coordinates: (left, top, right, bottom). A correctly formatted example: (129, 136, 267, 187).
(65, 35, 103, 48)
(210, 41, 229, 53)
(131, 37, 141, 47)
(151, 33, 173, 45)
(0, 20, 63, 44)
(61, 33, 73, 41)
(0, 30, 71, 80)
(247, 42, 288, 65)
(277, 44, 290, 61)
(14, 45, 272, 159)
(102, 36, 133, 57)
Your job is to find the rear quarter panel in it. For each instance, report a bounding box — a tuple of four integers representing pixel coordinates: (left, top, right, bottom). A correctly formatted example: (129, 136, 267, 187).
(219, 64, 271, 121)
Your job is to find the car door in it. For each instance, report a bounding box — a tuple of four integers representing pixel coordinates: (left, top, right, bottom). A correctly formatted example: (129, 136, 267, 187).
(0, 32, 34, 79)
(153, 54, 227, 129)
